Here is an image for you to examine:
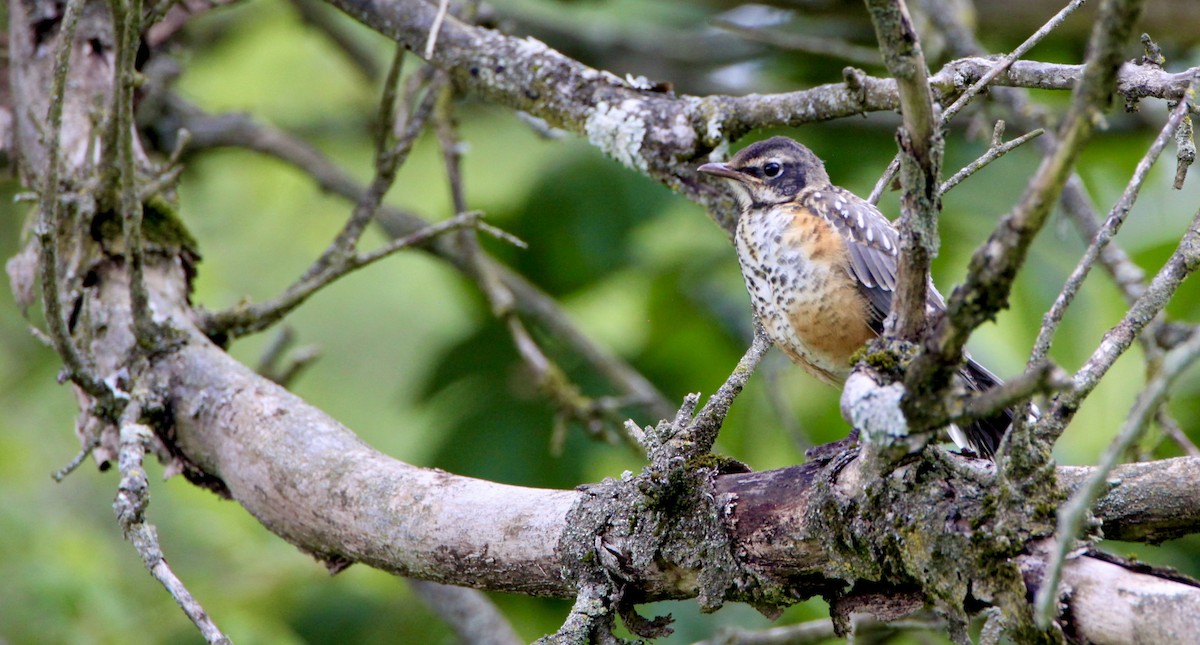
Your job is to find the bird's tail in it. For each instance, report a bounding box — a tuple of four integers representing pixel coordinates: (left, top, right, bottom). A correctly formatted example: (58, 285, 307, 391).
(950, 357, 1014, 459)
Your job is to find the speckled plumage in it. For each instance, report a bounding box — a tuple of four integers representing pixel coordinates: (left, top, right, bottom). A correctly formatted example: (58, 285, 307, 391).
(699, 136, 1011, 458)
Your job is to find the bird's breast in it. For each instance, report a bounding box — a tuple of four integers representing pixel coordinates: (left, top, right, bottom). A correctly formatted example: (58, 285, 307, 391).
(735, 205, 875, 385)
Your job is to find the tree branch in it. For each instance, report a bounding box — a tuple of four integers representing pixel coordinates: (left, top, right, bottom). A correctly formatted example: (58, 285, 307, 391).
(865, 0, 940, 340)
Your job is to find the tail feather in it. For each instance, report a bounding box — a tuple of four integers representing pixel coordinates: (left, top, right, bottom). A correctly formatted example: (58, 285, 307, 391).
(954, 357, 1013, 459)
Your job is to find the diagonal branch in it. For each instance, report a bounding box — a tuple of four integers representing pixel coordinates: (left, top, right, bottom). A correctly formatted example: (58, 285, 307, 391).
(904, 0, 1147, 436)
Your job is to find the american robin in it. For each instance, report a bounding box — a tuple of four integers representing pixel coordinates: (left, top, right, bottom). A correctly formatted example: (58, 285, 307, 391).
(698, 136, 1010, 458)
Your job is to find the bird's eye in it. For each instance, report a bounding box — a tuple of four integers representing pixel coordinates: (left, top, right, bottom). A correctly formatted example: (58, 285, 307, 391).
(762, 161, 782, 178)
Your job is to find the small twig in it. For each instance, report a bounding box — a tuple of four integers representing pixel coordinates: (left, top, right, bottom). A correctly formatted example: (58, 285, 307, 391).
(408, 580, 522, 645)
(1173, 85, 1196, 189)
(1035, 327, 1200, 628)
(670, 324, 773, 455)
(52, 432, 102, 482)
(424, 0, 451, 59)
(1048, 207, 1200, 440)
(711, 18, 882, 67)
(115, 412, 231, 644)
(867, 157, 901, 205)
(1154, 407, 1200, 458)
(35, 0, 107, 398)
(300, 50, 437, 285)
(255, 327, 321, 387)
(939, 125, 1045, 195)
(289, 0, 382, 81)
(203, 56, 444, 339)
(255, 327, 296, 377)
(693, 617, 941, 645)
(942, 0, 1090, 124)
(869, 0, 1090, 201)
(174, 100, 674, 422)
(1030, 85, 1195, 365)
(202, 212, 486, 337)
(112, 0, 157, 345)
(948, 361, 1068, 427)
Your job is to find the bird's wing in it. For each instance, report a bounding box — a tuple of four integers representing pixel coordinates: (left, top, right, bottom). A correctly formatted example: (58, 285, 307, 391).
(801, 186, 945, 331)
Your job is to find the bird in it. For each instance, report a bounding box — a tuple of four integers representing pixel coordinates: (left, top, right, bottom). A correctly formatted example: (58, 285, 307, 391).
(698, 136, 1011, 458)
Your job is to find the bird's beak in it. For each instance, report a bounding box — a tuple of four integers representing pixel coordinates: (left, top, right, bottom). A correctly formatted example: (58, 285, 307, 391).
(697, 162, 742, 181)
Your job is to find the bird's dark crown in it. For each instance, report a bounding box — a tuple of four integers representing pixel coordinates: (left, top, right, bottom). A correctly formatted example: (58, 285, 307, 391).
(699, 136, 831, 210)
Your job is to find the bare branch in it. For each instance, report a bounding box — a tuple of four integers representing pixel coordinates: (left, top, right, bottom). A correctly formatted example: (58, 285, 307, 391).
(1036, 328, 1200, 627)
(408, 580, 521, 645)
(711, 18, 882, 67)
(906, 0, 1147, 435)
(111, 0, 158, 345)
(664, 325, 773, 456)
(171, 100, 674, 421)
(1030, 84, 1196, 366)
(1049, 207, 1200, 439)
(28, 0, 108, 398)
(938, 123, 1044, 195)
(115, 412, 231, 644)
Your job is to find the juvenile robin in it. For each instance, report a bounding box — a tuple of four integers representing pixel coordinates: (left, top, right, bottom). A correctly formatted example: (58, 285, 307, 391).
(699, 136, 1010, 458)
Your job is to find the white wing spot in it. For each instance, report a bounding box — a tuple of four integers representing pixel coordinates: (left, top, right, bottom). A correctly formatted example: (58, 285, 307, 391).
(856, 211, 865, 228)
(866, 227, 875, 243)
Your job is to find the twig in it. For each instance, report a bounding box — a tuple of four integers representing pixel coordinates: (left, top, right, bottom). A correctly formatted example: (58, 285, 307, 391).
(938, 124, 1044, 194)
(942, 0, 1089, 124)
(1154, 407, 1200, 458)
(868, 0, 1090, 201)
(52, 432, 102, 482)
(1029, 84, 1195, 366)
(301, 49, 435, 284)
(948, 361, 1068, 427)
(669, 324, 773, 455)
(424, 0, 451, 59)
(35, 0, 107, 398)
(711, 18, 882, 67)
(1174, 89, 1196, 189)
(174, 101, 674, 422)
(115, 413, 231, 644)
(693, 616, 941, 645)
(408, 580, 522, 645)
(111, 0, 158, 345)
(255, 327, 322, 387)
(1034, 328, 1200, 628)
(203, 52, 444, 339)
(1047, 207, 1200, 440)
(203, 212, 485, 338)
(289, 0, 382, 81)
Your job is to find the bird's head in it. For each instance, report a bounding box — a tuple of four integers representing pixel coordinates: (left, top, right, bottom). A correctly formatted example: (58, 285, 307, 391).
(698, 136, 830, 211)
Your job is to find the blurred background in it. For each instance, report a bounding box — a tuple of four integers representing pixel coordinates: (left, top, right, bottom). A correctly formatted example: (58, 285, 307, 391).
(3, 0, 1200, 642)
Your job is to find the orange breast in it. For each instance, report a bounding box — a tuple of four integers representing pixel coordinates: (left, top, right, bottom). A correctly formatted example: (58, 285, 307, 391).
(736, 204, 875, 385)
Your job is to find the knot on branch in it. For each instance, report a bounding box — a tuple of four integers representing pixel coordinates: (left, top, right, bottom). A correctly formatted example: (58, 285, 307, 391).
(554, 449, 756, 640)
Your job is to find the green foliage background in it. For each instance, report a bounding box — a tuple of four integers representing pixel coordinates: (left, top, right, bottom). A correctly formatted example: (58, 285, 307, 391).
(3, 1, 1200, 642)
